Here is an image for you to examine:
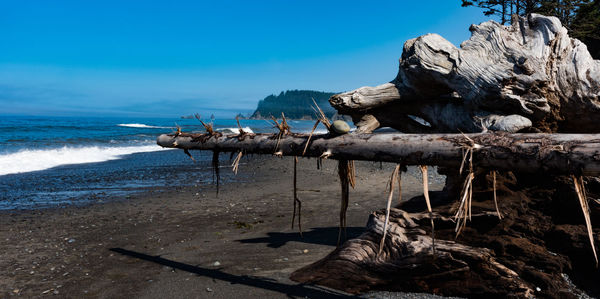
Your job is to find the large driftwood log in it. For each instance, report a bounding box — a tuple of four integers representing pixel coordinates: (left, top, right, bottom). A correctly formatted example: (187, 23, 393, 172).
(157, 132, 600, 176)
(330, 14, 600, 134)
(291, 175, 600, 297)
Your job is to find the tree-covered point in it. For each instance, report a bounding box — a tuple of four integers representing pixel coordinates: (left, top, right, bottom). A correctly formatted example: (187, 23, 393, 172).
(250, 90, 337, 120)
(461, 0, 599, 59)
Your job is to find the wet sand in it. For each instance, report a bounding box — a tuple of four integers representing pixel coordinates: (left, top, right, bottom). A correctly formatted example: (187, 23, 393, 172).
(0, 156, 446, 298)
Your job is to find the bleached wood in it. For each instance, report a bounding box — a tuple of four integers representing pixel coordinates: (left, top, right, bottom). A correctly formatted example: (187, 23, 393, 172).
(330, 14, 600, 134)
(157, 132, 600, 176)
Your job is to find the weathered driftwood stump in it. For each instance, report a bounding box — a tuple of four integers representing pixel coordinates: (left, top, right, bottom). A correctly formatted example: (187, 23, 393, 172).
(330, 14, 599, 134)
(291, 175, 600, 298)
(290, 14, 600, 298)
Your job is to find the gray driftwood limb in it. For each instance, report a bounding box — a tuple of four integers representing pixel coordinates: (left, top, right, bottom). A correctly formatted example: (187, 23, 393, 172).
(290, 209, 536, 296)
(330, 14, 600, 134)
(157, 132, 600, 176)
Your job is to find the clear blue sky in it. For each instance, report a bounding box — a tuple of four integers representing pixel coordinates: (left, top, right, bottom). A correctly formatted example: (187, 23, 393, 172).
(0, 0, 490, 117)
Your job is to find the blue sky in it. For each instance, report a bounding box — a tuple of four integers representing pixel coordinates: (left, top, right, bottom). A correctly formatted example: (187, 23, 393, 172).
(0, 1, 490, 117)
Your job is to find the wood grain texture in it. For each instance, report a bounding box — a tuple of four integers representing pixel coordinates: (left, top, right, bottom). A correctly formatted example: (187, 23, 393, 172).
(330, 14, 600, 134)
(157, 132, 600, 175)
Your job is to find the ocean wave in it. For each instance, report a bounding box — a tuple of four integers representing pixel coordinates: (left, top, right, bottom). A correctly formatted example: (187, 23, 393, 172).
(217, 127, 254, 134)
(0, 145, 171, 176)
(310, 129, 329, 134)
(117, 123, 170, 129)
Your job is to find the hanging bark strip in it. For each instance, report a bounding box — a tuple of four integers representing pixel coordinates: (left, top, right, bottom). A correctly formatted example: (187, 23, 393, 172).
(302, 120, 321, 156)
(397, 167, 402, 203)
(158, 132, 600, 176)
(212, 151, 220, 195)
(311, 99, 332, 130)
(347, 160, 356, 189)
(231, 151, 243, 174)
(183, 149, 195, 162)
(420, 165, 436, 255)
(492, 170, 502, 219)
(454, 172, 475, 237)
(337, 159, 351, 245)
(572, 175, 598, 267)
(291, 157, 302, 236)
(235, 116, 246, 136)
(379, 164, 400, 255)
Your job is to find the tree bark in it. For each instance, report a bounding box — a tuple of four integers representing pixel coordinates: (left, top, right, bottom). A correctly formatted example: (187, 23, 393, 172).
(157, 132, 600, 176)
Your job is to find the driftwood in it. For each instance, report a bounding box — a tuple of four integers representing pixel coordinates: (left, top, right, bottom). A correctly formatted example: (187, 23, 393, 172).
(296, 13, 600, 297)
(157, 13, 600, 298)
(290, 175, 600, 297)
(157, 132, 600, 176)
(329, 14, 600, 134)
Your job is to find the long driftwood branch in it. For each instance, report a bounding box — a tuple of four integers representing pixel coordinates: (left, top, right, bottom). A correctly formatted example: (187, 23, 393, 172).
(157, 132, 600, 176)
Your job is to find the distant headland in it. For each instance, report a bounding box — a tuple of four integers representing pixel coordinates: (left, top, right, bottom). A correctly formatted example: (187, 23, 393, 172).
(248, 90, 339, 120)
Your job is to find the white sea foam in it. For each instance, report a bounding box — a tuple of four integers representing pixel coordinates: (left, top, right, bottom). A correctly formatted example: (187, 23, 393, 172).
(117, 123, 169, 129)
(311, 129, 329, 134)
(219, 127, 254, 134)
(0, 145, 171, 176)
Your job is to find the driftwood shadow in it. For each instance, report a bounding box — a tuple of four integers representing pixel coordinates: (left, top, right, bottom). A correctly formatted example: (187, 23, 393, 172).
(236, 226, 365, 248)
(109, 248, 357, 298)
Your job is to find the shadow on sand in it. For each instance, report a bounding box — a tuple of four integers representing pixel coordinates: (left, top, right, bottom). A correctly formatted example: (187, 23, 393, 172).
(236, 226, 365, 248)
(110, 247, 358, 298)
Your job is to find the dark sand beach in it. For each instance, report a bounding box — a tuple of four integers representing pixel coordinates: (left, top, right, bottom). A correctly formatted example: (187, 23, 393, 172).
(0, 156, 447, 298)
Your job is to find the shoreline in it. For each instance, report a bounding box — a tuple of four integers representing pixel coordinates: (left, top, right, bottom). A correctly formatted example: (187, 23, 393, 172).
(1, 156, 446, 298)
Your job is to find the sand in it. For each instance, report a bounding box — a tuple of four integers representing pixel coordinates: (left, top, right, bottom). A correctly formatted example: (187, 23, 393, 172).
(0, 156, 446, 298)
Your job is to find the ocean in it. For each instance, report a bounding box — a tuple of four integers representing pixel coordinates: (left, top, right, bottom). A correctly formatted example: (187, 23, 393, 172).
(0, 115, 327, 210)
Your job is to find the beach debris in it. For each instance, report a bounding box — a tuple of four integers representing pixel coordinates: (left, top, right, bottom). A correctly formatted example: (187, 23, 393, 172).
(206, 287, 213, 292)
(155, 13, 600, 297)
(231, 151, 243, 174)
(379, 164, 400, 255)
(291, 157, 303, 236)
(212, 151, 220, 195)
(302, 119, 320, 156)
(328, 16, 599, 135)
(397, 166, 402, 203)
(271, 112, 291, 153)
(158, 132, 600, 177)
(235, 116, 247, 139)
(173, 124, 182, 137)
(331, 120, 350, 135)
(319, 150, 332, 160)
(420, 165, 435, 255)
(454, 133, 477, 237)
(212, 261, 221, 266)
(492, 170, 502, 219)
(311, 98, 331, 131)
(194, 113, 219, 138)
(303, 249, 309, 253)
(183, 149, 195, 162)
(454, 171, 474, 237)
(572, 175, 598, 267)
(337, 159, 355, 245)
